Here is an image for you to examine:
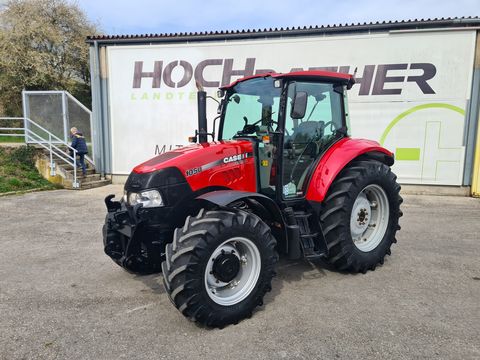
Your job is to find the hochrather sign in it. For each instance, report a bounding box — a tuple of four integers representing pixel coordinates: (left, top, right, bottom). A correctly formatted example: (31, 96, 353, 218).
(132, 60, 436, 95)
(106, 31, 476, 185)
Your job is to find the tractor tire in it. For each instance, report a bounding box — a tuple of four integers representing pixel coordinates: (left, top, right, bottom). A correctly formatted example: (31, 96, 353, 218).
(319, 160, 402, 273)
(161, 208, 278, 328)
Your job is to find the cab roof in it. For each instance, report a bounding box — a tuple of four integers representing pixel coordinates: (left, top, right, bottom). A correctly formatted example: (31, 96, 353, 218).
(220, 70, 354, 90)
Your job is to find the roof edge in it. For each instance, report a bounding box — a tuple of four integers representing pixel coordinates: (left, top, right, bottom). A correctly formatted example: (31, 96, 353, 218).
(86, 17, 480, 44)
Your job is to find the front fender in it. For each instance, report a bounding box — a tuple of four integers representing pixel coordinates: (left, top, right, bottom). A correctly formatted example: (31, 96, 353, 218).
(305, 138, 394, 202)
(196, 190, 287, 252)
(196, 190, 284, 226)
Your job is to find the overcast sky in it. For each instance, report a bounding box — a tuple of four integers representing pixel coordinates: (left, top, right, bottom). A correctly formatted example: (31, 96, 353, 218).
(75, 0, 480, 35)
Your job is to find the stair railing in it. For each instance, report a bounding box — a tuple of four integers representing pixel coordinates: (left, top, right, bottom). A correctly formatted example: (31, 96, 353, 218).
(0, 117, 94, 188)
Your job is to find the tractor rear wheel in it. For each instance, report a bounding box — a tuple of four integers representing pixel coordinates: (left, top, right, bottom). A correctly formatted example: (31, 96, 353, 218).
(161, 208, 278, 328)
(319, 160, 402, 273)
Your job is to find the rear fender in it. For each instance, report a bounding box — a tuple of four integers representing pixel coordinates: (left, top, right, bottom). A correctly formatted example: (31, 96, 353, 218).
(305, 138, 394, 202)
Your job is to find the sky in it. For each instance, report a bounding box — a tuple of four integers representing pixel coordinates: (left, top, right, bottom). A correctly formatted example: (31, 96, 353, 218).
(74, 0, 480, 35)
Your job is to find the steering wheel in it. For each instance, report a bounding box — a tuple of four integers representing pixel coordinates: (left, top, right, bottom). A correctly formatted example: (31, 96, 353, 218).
(239, 113, 277, 135)
(250, 113, 277, 127)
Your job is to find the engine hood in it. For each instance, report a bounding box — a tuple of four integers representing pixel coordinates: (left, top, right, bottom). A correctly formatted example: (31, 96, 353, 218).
(128, 140, 257, 194)
(133, 140, 253, 174)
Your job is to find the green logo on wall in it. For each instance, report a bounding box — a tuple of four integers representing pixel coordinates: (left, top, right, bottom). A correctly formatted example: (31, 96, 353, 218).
(379, 103, 465, 184)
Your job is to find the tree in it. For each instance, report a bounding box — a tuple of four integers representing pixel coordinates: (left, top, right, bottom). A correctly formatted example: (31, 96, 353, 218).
(0, 0, 97, 116)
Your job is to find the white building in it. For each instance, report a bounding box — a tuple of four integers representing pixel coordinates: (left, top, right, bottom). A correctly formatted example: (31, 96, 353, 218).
(87, 17, 480, 195)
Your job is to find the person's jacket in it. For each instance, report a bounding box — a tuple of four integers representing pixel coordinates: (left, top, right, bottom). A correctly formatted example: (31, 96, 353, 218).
(71, 132, 88, 154)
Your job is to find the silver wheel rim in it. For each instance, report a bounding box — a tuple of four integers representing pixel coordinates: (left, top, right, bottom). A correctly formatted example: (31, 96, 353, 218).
(205, 237, 261, 306)
(350, 184, 390, 252)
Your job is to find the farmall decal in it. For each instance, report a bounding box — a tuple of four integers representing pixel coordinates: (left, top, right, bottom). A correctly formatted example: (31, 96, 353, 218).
(185, 152, 251, 177)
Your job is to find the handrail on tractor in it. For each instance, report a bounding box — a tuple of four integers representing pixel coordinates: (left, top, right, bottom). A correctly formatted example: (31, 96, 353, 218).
(0, 116, 94, 188)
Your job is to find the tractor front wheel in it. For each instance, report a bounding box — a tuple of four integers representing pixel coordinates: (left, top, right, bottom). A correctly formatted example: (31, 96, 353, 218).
(161, 208, 278, 328)
(320, 160, 402, 273)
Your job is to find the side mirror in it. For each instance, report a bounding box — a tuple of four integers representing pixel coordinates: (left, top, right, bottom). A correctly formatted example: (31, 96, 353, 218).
(217, 89, 225, 98)
(290, 91, 308, 119)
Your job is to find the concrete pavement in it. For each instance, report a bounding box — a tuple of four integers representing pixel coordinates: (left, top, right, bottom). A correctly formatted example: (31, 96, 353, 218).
(1, 186, 479, 359)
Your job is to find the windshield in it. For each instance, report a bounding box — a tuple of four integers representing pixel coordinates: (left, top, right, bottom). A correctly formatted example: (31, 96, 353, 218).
(221, 77, 281, 139)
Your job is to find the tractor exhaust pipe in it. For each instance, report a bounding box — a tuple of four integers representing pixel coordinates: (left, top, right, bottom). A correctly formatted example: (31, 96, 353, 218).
(196, 81, 208, 143)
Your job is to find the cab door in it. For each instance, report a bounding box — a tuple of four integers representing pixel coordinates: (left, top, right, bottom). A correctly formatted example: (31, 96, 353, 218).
(256, 99, 281, 198)
(280, 81, 346, 199)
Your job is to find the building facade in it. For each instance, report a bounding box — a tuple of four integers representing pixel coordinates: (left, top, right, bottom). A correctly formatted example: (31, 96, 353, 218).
(87, 18, 480, 195)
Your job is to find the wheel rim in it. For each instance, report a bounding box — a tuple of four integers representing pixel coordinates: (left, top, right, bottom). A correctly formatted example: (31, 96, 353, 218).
(204, 237, 261, 306)
(350, 184, 390, 252)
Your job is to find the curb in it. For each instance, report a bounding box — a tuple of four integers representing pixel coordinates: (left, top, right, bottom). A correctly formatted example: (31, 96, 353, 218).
(0, 187, 55, 197)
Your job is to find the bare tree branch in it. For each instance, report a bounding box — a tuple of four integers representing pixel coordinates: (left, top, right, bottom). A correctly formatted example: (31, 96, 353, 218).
(0, 0, 99, 115)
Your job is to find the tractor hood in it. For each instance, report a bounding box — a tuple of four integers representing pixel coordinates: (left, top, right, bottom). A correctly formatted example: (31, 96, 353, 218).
(126, 139, 257, 195)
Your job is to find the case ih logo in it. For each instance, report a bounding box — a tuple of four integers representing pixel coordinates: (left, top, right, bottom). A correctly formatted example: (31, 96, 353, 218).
(223, 153, 249, 164)
(132, 58, 436, 95)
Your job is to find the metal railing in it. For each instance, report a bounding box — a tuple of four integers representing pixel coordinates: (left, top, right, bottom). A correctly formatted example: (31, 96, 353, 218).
(22, 90, 95, 164)
(0, 117, 95, 188)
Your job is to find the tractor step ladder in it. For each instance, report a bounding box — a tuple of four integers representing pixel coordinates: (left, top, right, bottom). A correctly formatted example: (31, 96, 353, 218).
(293, 210, 327, 259)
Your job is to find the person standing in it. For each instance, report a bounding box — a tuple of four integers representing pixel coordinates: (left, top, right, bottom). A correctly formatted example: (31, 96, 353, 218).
(70, 127, 88, 176)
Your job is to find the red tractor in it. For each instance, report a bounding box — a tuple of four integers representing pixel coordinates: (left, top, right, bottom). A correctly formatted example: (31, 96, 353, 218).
(103, 70, 402, 327)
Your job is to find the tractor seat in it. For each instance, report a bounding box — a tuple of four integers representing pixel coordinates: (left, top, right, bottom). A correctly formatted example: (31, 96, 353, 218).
(292, 121, 325, 141)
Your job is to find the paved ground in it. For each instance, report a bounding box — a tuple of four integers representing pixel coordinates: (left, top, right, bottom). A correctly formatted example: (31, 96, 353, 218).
(0, 185, 479, 360)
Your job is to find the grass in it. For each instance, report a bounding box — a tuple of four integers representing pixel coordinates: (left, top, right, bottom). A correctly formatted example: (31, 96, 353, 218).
(0, 135, 25, 143)
(0, 117, 24, 143)
(0, 146, 59, 193)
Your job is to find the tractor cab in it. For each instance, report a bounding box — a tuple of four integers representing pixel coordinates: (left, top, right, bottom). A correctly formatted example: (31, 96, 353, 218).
(217, 72, 352, 202)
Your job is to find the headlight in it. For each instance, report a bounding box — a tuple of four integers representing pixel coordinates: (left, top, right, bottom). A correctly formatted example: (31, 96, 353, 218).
(127, 190, 164, 208)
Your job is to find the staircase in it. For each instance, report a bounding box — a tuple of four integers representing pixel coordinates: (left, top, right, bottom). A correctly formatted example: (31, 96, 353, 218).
(1, 116, 111, 190)
(38, 150, 111, 190)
